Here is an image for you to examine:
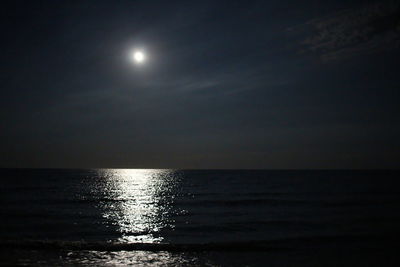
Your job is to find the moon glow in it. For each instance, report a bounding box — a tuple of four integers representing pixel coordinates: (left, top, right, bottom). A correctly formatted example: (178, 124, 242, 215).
(132, 50, 146, 64)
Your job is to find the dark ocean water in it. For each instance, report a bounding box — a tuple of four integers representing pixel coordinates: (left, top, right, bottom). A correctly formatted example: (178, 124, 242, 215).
(1, 169, 399, 266)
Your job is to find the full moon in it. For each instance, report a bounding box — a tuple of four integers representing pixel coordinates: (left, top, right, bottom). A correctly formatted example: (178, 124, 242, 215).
(132, 50, 146, 64)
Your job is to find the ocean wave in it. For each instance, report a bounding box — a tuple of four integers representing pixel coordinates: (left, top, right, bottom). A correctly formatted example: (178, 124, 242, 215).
(1, 235, 396, 252)
(0, 240, 285, 252)
(69, 197, 400, 208)
(175, 198, 309, 207)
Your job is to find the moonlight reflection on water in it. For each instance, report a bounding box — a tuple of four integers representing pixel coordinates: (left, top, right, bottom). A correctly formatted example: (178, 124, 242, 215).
(96, 169, 179, 243)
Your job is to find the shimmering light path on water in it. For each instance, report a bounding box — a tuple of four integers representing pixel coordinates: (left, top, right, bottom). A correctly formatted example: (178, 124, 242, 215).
(95, 169, 180, 243)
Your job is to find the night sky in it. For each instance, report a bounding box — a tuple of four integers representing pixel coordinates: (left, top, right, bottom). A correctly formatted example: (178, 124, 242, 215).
(1, 0, 399, 169)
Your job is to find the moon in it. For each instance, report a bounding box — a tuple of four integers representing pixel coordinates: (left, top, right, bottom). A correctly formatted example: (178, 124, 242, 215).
(132, 50, 146, 64)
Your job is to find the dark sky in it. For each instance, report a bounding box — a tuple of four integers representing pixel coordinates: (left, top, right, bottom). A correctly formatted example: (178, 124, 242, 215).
(1, 0, 399, 169)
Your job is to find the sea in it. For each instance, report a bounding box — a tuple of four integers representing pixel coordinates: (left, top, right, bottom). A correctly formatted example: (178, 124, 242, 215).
(0, 169, 399, 266)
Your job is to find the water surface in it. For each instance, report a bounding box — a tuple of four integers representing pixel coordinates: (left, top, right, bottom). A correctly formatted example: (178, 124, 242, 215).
(1, 169, 399, 266)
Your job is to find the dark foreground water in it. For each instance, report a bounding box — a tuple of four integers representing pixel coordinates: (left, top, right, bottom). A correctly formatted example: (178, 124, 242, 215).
(0, 169, 399, 266)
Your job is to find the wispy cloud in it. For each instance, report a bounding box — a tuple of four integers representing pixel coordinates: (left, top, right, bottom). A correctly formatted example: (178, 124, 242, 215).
(290, 1, 400, 61)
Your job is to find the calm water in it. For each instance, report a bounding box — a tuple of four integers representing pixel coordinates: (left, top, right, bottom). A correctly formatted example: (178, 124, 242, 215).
(1, 169, 399, 266)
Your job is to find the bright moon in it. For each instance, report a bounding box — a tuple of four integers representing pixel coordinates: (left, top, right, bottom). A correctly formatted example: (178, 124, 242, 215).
(132, 51, 145, 64)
